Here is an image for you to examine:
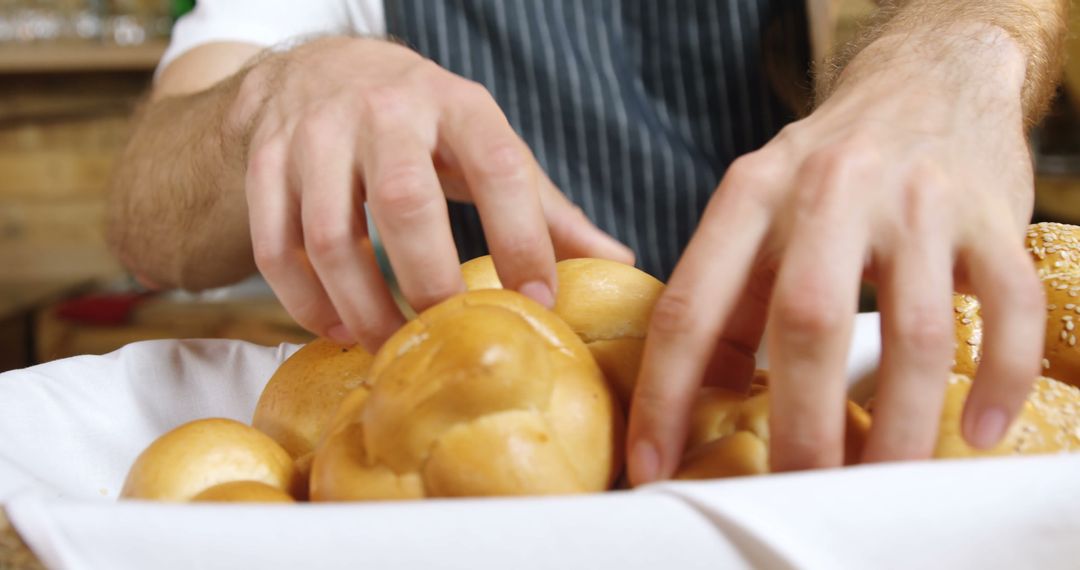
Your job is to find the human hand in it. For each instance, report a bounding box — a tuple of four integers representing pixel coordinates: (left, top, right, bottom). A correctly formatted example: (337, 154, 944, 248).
(232, 37, 633, 351)
(628, 25, 1045, 483)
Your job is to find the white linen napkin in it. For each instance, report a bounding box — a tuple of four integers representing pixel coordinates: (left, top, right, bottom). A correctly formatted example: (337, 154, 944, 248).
(2, 313, 1078, 569)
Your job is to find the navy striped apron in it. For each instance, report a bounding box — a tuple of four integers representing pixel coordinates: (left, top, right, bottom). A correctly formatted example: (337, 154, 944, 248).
(384, 0, 810, 280)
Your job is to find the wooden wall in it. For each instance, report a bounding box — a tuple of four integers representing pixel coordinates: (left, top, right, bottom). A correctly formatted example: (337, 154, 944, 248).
(0, 71, 149, 281)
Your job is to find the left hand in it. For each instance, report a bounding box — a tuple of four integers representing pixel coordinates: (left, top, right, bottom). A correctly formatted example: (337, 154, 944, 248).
(627, 25, 1046, 484)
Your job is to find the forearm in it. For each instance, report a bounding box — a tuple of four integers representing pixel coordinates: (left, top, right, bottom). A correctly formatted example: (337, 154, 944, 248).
(821, 0, 1068, 126)
(107, 68, 257, 291)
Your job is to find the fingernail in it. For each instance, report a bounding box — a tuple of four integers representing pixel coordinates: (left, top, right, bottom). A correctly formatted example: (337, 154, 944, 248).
(519, 280, 556, 309)
(629, 439, 661, 486)
(968, 406, 1009, 449)
(326, 324, 356, 346)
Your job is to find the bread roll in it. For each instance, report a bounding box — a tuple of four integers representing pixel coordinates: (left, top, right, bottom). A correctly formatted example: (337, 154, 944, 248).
(191, 481, 295, 503)
(310, 289, 623, 501)
(950, 222, 1080, 385)
(460, 255, 664, 405)
(674, 379, 871, 480)
(253, 339, 373, 459)
(1041, 272, 1080, 387)
(954, 272, 1079, 387)
(935, 374, 1080, 458)
(121, 418, 300, 501)
(1027, 222, 1080, 277)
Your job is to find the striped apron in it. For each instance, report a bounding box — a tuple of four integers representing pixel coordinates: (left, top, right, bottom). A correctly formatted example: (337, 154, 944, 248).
(384, 0, 810, 280)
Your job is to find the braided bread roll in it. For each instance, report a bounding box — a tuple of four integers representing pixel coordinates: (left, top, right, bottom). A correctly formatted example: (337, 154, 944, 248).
(460, 255, 664, 406)
(310, 289, 623, 501)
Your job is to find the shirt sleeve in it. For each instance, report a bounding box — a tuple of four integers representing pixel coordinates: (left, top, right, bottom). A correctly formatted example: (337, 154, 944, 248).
(158, 0, 386, 75)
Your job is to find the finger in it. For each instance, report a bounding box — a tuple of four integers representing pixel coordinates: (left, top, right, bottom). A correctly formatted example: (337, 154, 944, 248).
(246, 138, 346, 342)
(960, 233, 1044, 449)
(439, 82, 558, 307)
(862, 214, 954, 462)
(627, 153, 777, 486)
(439, 157, 634, 265)
(702, 264, 775, 392)
(364, 119, 466, 313)
(295, 124, 405, 351)
(766, 166, 867, 472)
(537, 174, 636, 264)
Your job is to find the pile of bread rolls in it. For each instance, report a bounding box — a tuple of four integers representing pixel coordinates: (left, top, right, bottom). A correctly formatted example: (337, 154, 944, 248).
(121, 224, 1080, 503)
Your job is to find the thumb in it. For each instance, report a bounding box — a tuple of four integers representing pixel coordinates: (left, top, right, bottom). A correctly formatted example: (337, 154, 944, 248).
(539, 176, 635, 264)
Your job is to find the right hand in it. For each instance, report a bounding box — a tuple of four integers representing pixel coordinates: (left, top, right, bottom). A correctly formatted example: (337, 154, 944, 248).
(232, 37, 633, 351)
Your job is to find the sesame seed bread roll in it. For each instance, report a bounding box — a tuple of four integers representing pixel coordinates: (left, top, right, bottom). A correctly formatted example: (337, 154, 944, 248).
(1027, 222, 1080, 278)
(674, 378, 871, 480)
(950, 221, 1080, 384)
(935, 374, 1080, 458)
(1042, 272, 1080, 387)
(310, 289, 623, 501)
(121, 418, 301, 501)
(952, 293, 982, 377)
(460, 255, 664, 406)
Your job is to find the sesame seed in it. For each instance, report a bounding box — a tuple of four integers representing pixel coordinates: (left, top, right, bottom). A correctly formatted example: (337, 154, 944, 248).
(1069, 335, 1075, 346)
(1043, 358, 1051, 369)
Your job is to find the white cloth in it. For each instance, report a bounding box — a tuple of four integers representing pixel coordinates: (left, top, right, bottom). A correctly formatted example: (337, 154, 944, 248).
(2, 313, 1080, 569)
(159, 0, 384, 73)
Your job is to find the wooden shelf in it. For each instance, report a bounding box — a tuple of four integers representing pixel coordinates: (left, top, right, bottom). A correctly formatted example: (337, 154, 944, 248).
(0, 40, 167, 74)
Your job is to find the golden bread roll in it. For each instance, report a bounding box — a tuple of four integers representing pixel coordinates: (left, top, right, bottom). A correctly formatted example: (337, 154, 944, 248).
(674, 381, 871, 480)
(310, 289, 623, 501)
(121, 418, 300, 501)
(191, 481, 296, 503)
(253, 338, 373, 459)
(957, 272, 1080, 387)
(1027, 222, 1080, 278)
(459, 255, 504, 290)
(460, 255, 664, 405)
(950, 222, 1080, 385)
(935, 374, 1080, 458)
(951, 293, 982, 377)
(1041, 272, 1080, 387)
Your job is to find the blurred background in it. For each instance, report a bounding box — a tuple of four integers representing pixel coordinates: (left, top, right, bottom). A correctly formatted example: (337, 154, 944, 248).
(0, 0, 1078, 372)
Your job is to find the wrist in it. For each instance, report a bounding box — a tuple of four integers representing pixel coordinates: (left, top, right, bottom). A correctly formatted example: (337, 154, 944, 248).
(830, 23, 1026, 113)
(226, 52, 283, 146)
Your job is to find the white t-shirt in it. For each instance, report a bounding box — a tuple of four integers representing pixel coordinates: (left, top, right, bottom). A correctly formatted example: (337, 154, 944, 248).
(159, 0, 386, 73)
